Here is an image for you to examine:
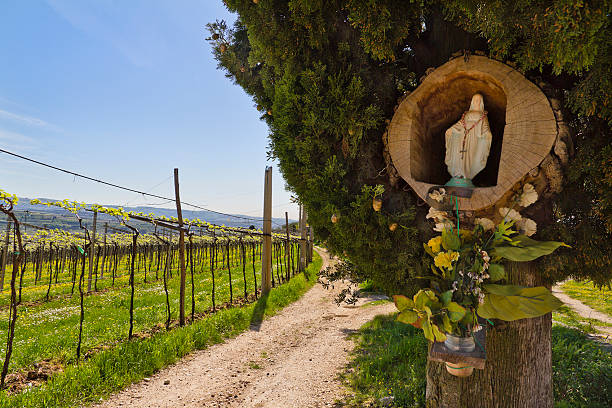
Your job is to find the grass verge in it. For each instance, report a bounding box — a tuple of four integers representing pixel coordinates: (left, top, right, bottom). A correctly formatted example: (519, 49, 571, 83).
(0, 252, 322, 408)
(340, 314, 612, 408)
(553, 305, 612, 337)
(561, 280, 612, 317)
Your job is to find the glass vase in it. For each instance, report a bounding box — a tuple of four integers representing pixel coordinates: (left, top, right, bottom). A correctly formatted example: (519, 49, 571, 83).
(444, 334, 475, 352)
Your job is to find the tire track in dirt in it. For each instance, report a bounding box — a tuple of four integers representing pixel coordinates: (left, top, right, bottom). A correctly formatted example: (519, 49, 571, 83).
(96, 248, 395, 408)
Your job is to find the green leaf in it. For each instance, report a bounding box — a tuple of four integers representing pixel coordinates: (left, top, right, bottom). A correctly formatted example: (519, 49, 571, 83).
(492, 235, 569, 261)
(460, 310, 476, 326)
(477, 284, 563, 321)
(442, 313, 452, 333)
(488, 264, 505, 282)
(446, 302, 466, 322)
(422, 318, 434, 342)
(393, 295, 414, 312)
(414, 289, 436, 309)
(439, 290, 453, 306)
(442, 229, 461, 251)
(423, 243, 435, 257)
(431, 323, 447, 342)
(397, 310, 418, 324)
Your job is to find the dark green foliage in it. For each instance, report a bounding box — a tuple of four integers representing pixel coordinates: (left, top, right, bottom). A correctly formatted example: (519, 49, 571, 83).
(342, 316, 612, 407)
(539, 119, 612, 286)
(209, 0, 611, 292)
(444, 0, 612, 124)
(443, 0, 612, 287)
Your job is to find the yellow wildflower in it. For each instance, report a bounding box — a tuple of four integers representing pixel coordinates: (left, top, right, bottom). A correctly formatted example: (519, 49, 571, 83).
(427, 236, 443, 254)
(434, 251, 459, 270)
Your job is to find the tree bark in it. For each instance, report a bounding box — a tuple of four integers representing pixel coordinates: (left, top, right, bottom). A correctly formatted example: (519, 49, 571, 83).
(426, 261, 553, 408)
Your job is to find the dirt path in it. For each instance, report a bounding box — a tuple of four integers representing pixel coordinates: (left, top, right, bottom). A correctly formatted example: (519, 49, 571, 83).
(552, 284, 612, 337)
(96, 248, 395, 408)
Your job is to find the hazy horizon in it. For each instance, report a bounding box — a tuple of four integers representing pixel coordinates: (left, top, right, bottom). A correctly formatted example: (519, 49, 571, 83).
(0, 1, 298, 220)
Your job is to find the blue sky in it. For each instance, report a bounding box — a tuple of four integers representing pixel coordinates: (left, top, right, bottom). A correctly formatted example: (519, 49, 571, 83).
(0, 0, 297, 220)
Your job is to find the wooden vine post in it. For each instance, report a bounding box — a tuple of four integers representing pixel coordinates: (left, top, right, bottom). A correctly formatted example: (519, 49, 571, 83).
(0, 213, 23, 388)
(87, 209, 97, 292)
(285, 212, 290, 282)
(0, 218, 9, 292)
(174, 168, 187, 326)
(124, 221, 139, 340)
(261, 166, 273, 294)
(76, 217, 90, 362)
(308, 224, 314, 263)
(299, 206, 307, 272)
(188, 233, 195, 322)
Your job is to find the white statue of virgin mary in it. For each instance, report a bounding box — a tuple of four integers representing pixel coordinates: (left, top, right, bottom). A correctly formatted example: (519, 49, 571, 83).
(444, 94, 492, 187)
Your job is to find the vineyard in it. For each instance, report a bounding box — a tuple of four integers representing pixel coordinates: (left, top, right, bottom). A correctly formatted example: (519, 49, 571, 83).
(0, 190, 312, 396)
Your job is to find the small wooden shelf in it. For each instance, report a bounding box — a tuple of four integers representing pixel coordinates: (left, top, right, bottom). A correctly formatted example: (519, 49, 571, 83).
(428, 327, 487, 370)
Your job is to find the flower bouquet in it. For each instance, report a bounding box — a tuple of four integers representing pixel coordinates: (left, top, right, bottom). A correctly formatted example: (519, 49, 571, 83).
(394, 217, 567, 374)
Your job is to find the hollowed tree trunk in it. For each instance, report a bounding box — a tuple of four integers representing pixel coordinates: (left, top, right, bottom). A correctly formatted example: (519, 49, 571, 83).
(426, 261, 553, 408)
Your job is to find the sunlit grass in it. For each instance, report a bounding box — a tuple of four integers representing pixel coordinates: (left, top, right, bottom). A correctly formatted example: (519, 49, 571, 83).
(341, 314, 612, 408)
(0, 252, 321, 407)
(0, 244, 299, 374)
(561, 280, 612, 317)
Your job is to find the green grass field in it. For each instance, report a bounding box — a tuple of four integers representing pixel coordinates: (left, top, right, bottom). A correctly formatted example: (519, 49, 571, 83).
(341, 314, 612, 408)
(0, 251, 321, 407)
(561, 280, 612, 317)
(0, 243, 300, 374)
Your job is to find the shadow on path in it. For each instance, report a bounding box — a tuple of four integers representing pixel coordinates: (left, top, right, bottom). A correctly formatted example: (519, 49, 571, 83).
(249, 292, 269, 331)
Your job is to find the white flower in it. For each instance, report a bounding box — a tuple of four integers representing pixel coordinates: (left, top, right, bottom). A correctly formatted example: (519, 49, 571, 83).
(517, 183, 538, 207)
(475, 217, 495, 231)
(428, 188, 446, 203)
(516, 217, 537, 236)
(426, 207, 449, 223)
(433, 220, 453, 232)
(499, 207, 522, 222)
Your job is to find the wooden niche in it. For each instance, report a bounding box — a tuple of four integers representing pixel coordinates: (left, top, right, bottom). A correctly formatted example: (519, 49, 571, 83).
(387, 56, 557, 211)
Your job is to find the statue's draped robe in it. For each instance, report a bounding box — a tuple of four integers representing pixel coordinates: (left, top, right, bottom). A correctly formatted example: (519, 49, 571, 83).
(444, 97, 492, 180)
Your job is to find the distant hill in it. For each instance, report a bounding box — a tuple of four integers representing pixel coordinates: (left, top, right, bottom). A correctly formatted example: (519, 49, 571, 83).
(4, 197, 295, 234)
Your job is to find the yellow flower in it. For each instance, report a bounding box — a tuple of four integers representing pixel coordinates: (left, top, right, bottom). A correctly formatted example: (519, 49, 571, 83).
(434, 251, 459, 270)
(427, 236, 443, 253)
